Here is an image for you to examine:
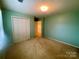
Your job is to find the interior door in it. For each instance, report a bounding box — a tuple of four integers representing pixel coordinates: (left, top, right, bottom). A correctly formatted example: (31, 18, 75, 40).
(12, 17, 30, 43)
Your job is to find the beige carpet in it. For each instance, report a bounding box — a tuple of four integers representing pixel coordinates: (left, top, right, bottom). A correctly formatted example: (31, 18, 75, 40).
(5, 38, 79, 59)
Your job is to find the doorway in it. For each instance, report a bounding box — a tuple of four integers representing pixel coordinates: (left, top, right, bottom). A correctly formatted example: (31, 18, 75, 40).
(34, 17, 42, 38)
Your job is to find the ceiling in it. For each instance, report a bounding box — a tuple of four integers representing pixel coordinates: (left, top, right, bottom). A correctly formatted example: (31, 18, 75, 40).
(1, 0, 79, 16)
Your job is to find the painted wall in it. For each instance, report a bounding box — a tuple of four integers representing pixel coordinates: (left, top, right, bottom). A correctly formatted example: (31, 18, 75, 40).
(0, 8, 8, 59)
(43, 11, 79, 48)
(2, 9, 35, 43)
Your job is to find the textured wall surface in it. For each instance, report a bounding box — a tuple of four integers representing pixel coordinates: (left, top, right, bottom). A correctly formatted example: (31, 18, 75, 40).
(43, 11, 79, 48)
(0, 8, 8, 59)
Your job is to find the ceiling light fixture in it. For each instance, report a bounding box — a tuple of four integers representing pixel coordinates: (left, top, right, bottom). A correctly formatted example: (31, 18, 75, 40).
(40, 5, 48, 12)
(18, 0, 23, 3)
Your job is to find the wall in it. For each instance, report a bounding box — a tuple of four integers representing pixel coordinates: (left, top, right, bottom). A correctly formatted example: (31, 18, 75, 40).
(2, 9, 35, 43)
(0, 8, 7, 59)
(43, 11, 79, 48)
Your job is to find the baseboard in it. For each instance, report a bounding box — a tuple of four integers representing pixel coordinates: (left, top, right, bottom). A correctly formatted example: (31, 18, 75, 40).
(46, 37, 79, 49)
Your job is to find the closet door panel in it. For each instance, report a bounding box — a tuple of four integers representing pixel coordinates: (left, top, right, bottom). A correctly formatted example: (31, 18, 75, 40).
(12, 17, 30, 43)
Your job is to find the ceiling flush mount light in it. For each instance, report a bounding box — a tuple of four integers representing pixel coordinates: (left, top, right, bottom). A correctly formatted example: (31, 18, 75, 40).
(18, 0, 23, 3)
(40, 5, 48, 12)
